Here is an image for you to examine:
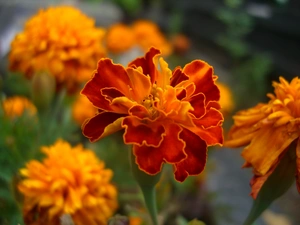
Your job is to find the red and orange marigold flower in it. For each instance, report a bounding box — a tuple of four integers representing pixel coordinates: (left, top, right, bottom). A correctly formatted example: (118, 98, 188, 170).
(81, 47, 223, 182)
(18, 139, 118, 225)
(226, 77, 300, 198)
(2, 96, 37, 118)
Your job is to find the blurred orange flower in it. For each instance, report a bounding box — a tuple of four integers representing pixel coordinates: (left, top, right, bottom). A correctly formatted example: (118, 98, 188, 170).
(72, 94, 97, 125)
(2, 96, 36, 118)
(106, 23, 136, 54)
(81, 47, 223, 182)
(226, 77, 300, 198)
(217, 82, 235, 117)
(9, 6, 106, 93)
(105, 20, 172, 56)
(18, 139, 118, 225)
(171, 33, 190, 55)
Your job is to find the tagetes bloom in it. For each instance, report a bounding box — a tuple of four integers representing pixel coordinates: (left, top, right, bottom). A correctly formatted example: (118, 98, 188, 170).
(217, 82, 234, 117)
(226, 77, 300, 198)
(72, 94, 97, 125)
(81, 47, 223, 182)
(18, 139, 118, 225)
(2, 96, 37, 118)
(9, 6, 106, 93)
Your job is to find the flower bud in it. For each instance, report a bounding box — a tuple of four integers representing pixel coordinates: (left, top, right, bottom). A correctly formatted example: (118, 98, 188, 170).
(30, 71, 55, 111)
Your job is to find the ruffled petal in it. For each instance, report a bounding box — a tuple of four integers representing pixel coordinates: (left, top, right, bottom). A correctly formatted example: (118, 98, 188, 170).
(188, 93, 206, 118)
(133, 123, 186, 175)
(189, 125, 223, 146)
(82, 112, 125, 142)
(170, 66, 188, 87)
(174, 128, 207, 182)
(193, 108, 224, 127)
(122, 116, 165, 147)
(182, 60, 220, 103)
(241, 126, 298, 176)
(128, 47, 160, 84)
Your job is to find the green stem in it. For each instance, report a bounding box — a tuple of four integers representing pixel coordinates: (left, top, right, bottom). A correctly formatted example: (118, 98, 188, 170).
(130, 148, 161, 225)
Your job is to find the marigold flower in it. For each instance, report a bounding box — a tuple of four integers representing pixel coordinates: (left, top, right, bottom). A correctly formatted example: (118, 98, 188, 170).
(132, 20, 172, 56)
(81, 47, 223, 182)
(217, 82, 235, 117)
(9, 6, 106, 93)
(2, 96, 37, 118)
(106, 23, 136, 54)
(18, 139, 118, 225)
(225, 77, 300, 198)
(72, 94, 97, 125)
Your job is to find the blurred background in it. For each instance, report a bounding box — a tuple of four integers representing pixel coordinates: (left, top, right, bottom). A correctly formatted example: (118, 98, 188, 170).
(0, 0, 299, 225)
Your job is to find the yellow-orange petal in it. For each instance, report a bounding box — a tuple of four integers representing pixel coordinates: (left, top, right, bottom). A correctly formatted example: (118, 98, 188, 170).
(241, 126, 298, 175)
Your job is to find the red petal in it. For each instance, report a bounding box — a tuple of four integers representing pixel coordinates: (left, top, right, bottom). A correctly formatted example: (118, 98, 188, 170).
(128, 47, 160, 84)
(249, 170, 273, 199)
(188, 93, 206, 118)
(128, 105, 149, 119)
(174, 128, 208, 182)
(133, 123, 187, 175)
(82, 112, 126, 142)
(193, 108, 224, 128)
(122, 117, 164, 147)
(81, 59, 131, 110)
(182, 60, 220, 103)
(133, 145, 164, 175)
(190, 126, 224, 146)
(170, 67, 188, 87)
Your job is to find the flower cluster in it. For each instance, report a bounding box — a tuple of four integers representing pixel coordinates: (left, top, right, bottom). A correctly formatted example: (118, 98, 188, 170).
(2, 96, 37, 118)
(81, 47, 223, 182)
(106, 20, 172, 56)
(18, 139, 118, 225)
(9, 6, 106, 93)
(226, 77, 300, 198)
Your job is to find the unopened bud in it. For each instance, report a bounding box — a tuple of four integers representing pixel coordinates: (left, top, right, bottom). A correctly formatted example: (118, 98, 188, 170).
(31, 71, 55, 111)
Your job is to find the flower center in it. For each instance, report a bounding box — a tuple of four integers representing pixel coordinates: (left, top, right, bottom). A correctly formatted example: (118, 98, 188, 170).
(142, 83, 161, 120)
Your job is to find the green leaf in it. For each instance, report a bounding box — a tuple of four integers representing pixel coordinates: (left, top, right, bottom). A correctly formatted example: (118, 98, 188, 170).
(243, 148, 296, 225)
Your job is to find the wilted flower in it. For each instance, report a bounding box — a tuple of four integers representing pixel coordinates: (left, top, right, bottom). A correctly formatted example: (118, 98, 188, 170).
(2, 96, 36, 118)
(18, 139, 118, 225)
(72, 94, 97, 125)
(9, 6, 106, 93)
(81, 47, 223, 182)
(226, 77, 300, 198)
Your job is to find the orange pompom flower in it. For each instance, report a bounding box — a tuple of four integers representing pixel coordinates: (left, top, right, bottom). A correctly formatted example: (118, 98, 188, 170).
(9, 6, 106, 93)
(2, 96, 37, 118)
(217, 82, 235, 117)
(81, 47, 223, 182)
(18, 139, 118, 225)
(72, 94, 98, 125)
(226, 77, 300, 198)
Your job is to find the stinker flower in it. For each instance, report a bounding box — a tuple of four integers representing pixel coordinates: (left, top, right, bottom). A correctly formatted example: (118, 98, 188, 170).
(226, 77, 300, 198)
(18, 139, 118, 225)
(81, 47, 223, 182)
(9, 6, 106, 93)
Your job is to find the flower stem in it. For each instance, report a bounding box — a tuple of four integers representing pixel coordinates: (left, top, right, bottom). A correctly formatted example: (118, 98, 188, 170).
(130, 148, 161, 225)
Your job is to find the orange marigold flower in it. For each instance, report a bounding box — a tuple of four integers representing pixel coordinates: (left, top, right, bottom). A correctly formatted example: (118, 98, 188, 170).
(2, 96, 37, 118)
(72, 94, 97, 125)
(81, 47, 223, 182)
(106, 23, 136, 54)
(18, 139, 118, 225)
(9, 6, 106, 93)
(132, 20, 172, 56)
(217, 82, 235, 117)
(171, 33, 190, 55)
(225, 77, 300, 198)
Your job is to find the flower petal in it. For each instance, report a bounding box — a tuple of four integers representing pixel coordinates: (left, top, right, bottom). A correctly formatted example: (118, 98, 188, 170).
(82, 112, 125, 142)
(189, 125, 223, 146)
(174, 128, 207, 182)
(122, 116, 165, 147)
(241, 126, 298, 175)
(188, 93, 206, 118)
(133, 123, 186, 175)
(182, 60, 220, 103)
(128, 47, 160, 84)
(170, 66, 189, 87)
(193, 107, 224, 127)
